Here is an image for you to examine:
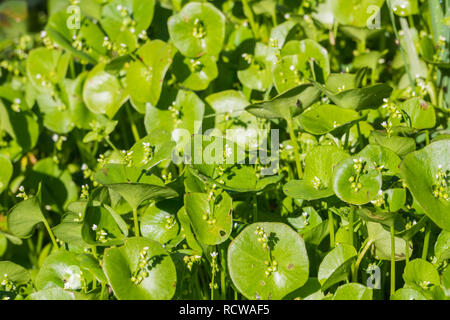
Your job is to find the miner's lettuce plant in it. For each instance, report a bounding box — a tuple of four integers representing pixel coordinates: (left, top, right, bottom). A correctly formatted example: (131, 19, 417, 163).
(0, 0, 449, 301)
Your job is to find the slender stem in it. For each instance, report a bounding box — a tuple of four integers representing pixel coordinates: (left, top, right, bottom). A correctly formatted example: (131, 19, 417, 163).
(132, 207, 140, 237)
(405, 239, 409, 265)
(348, 207, 354, 246)
(241, 0, 259, 39)
(328, 210, 335, 248)
(105, 136, 118, 152)
(126, 105, 140, 142)
(422, 224, 431, 260)
(425, 130, 430, 145)
(353, 239, 374, 282)
(253, 194, 258, 222)
(387, 0, 416, 94)
(42, 218, 59, 249)
(286, 116, 303, 179)
(100, 283, 106, 300)
(390, 223, 396, 296)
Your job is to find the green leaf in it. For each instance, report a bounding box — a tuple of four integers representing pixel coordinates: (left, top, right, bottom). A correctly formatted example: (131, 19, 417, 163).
(83, 63, 127, 118)
(400, 98, 436, 129)
(298, 104, 360, 135)
(400, 140, 450, 231)
(283, 145, 349, 200)
(26, 48, 67, 92)
(312, 81, 393, 110)
(246, 84, 321, 120)
(140, 203, 180, 245)
(332, 283, 373, 300)
(81, 205, 126, 246)
(168, 2, 225, 58)
(0, 261, 30, 285)
(369, 130, 416, 157)
(94, 163, 178, 210)
(318, 244, 357, 291)
(331, 0, 385, 27)
(184, 192, 232, 245)
(274, 39, 330, 92)
(101, 0, 155, 42)
(237, 42, 273, 91)
(172, 53, 218, 91)
(434, 230, 450, 263)
(367, 222, 412, 261)
(332, 157, 382, 205)
(102, 237, 177, 300)
(28, 287, 76, 300)
(357, 144, 401, 175)
(35, 251, 105, 290)
(391, 288, 427, 300)
(7, 196, 45, 239)
(126, 40, 175, 107)
(403, 259, 440, 289)
(228, 222, 309, 300)
(144, 88, 204, 135)
(391, 0, 419, 16)
(0, 154, 13, 193)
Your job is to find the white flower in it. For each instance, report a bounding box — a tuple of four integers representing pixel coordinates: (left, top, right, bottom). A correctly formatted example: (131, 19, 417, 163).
(92, 224, 98, 231)
(210, 252, 218, 258)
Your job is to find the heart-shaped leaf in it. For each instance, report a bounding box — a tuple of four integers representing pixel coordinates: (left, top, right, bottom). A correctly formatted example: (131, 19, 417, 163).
(318, 244, 357, 291)
(246, 84, 321, 120)
(94, 163, 178, 210)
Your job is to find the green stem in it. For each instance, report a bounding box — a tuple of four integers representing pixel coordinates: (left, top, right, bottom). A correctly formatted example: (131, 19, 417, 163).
(100, 283, 106, 300)
(390, 223, 395, 296)
(133, 207, 140, 237)
(42, 217, 59, 249)
(286, 116, 303, 179)
(253, 194, 258, 222)
(126, 105, 140, 142)
(328, 211, 335, 248)
(348, 207, 354, 246)
(422, 224, 431, 260)
(425, 130, 430, 145)
(241, 0, 259, 39)
(353, 239, 374, 282)
(387, 0, 416, 94)
(405, 239, 409, 265)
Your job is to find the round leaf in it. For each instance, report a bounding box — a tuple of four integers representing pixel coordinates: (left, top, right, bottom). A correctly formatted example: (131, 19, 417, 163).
(228, 222, 309, 300)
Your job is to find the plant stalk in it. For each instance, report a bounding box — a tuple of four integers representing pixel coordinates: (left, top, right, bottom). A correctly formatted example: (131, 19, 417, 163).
(286, 116, 303, 179)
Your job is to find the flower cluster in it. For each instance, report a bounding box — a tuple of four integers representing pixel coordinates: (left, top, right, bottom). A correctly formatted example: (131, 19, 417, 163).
(209, 252, 219, 290)
(142, 142, 154, 165)
(192, 18, 206, 39)
(164, 215, 176, 230)
(16, 186, 29, 200)
(183, 254, 202, 271)
(432, 166, 449, 201)
(349, 158, 368, 193)
(131, 247, 151, 285)
(1, 274, 16, 291)
(255, 226, 269, 250)
(121, 150, 134, 167)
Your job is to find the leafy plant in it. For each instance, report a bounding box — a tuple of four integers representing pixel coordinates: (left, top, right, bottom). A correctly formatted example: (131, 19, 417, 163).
(0, 0, 449, 301)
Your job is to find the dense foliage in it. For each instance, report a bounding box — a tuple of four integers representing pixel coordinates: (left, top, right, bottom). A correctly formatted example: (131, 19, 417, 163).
(0, 0, 449, 300)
